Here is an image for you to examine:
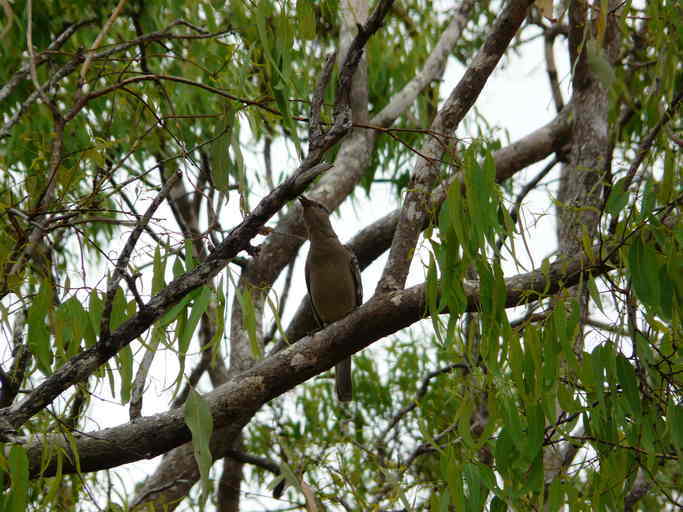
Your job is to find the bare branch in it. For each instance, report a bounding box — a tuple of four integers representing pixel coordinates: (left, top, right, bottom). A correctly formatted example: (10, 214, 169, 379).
(607, 88, 683, 233)
(0, 309, 30, 408)
(376, 362, 469, 446)
(372, 0, 476, 127)
(78, 0, 129, 84)
(376, 0, 536, 294)
(99, 171, 181, 342)
(25, 0, 61, 118)
(543, 24, 566, 113)
(0, 19, 92, 103)
(309, 52, 337, 145)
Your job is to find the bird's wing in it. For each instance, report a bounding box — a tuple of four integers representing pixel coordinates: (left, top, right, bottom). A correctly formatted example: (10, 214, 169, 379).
(346, 245, 363, 307)
(304, 252, 325, 328)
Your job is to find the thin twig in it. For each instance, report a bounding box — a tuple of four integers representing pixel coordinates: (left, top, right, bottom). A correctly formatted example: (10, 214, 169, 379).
(99, 170, 181, 341)
(79, 0, 129, 84)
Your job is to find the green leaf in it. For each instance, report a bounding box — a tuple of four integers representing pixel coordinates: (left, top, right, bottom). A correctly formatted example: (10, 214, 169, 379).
(209, 278, 227, 363)
(172, 256, 185, 278)
(110, 286, 128, 331)
(210, 106, 235, 193)
(184, 239, 197, 271)
(180, 286, 212, 355)
(463, 462, 487, 510)
(152, 246, 166, 295)
(237, 285, 261, 359)
(88, 289, 103, 338)
(616, 355, 641, 419)
(659, 263, 673, 320)
(279, 461, 303, 494)
(297, 0, 316, 39)
(8, 444, 29, 512)
(432, 490, 451, 512)
(668, 402, 683, 473)
(58, 297, 88, 355)
(185, 388, 214, 504)
(501, 399, 525, 453)
(159, 287, 202, 327)
(640, 179, 656, 218)
(547, 478, 563, 511)
(658, 148, 674, 204)
(494, 427, 518, 476)
(558, 382, 581, 413)
(526, 452, 544, 493)
(119, 344, 133, 404)
(27, 280, 54, 375)
(490, 496, 508, 512)
(509, 332, 524, 391)
(628, 235, 661, 310)
(587, 276, 605, 314)
(525, 404, 545, 460)
(586, 38, 615, 90)
(605, 176, 629, 216)
(445, 456, 465, 511)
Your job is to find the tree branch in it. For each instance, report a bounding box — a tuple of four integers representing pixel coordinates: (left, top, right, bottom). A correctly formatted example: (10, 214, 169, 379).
(376, 0, 536, 294)
(22, 242, 616, 477)
(0, 161, 333, 431)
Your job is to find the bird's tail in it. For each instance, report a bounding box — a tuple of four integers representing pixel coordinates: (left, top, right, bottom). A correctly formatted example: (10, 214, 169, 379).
(335, 358, 352, 402)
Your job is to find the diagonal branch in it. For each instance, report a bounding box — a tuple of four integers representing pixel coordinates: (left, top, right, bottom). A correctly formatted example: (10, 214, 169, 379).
(0, 161, 332, 431)
(376, 0, 535, 294)
(371, 0, 476, 128)
(21, 241, 619, 477)
(99, 170, 181, 341)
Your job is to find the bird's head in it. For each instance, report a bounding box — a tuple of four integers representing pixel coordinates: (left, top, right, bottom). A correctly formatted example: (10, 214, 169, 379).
(299, 196, 336, 238)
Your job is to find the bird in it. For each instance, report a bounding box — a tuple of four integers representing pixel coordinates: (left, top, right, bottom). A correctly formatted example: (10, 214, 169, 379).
(299, 195, 362, 402)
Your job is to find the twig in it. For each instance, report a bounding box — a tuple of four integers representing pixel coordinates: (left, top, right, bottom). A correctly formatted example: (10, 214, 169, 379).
(25, 0, 61, 118)
(376, 362, 468, 445)
(79, 0, 129, 84)
(309, 52, 337, 144)
(99, 170, 181, 342)
(608, 89, 683, 234)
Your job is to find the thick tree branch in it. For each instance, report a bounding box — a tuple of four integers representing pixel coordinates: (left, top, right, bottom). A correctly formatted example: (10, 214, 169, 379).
(372, 0, 475, 128)
(376, 0, 535, 294)
(22, 243, 615, 477)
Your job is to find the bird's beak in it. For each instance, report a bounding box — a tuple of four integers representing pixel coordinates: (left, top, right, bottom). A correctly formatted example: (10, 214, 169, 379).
(299, 195, 313, 207)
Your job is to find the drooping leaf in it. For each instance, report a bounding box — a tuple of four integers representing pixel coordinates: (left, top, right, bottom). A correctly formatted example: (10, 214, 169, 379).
(180, 285, 212, 354)
(152, 245, 167, 295)
(628, 235, 661, 310)
(605, 176, 629, 216)
(119, 344, 133, 404)
(27, 280, 54, 375)
(8, 445, 29, 512)
(185, 388, 214, 505)
(297, 0, 317, 39)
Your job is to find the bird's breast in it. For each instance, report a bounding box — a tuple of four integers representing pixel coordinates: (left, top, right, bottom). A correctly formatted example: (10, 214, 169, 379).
(307, 248, 357, 324)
